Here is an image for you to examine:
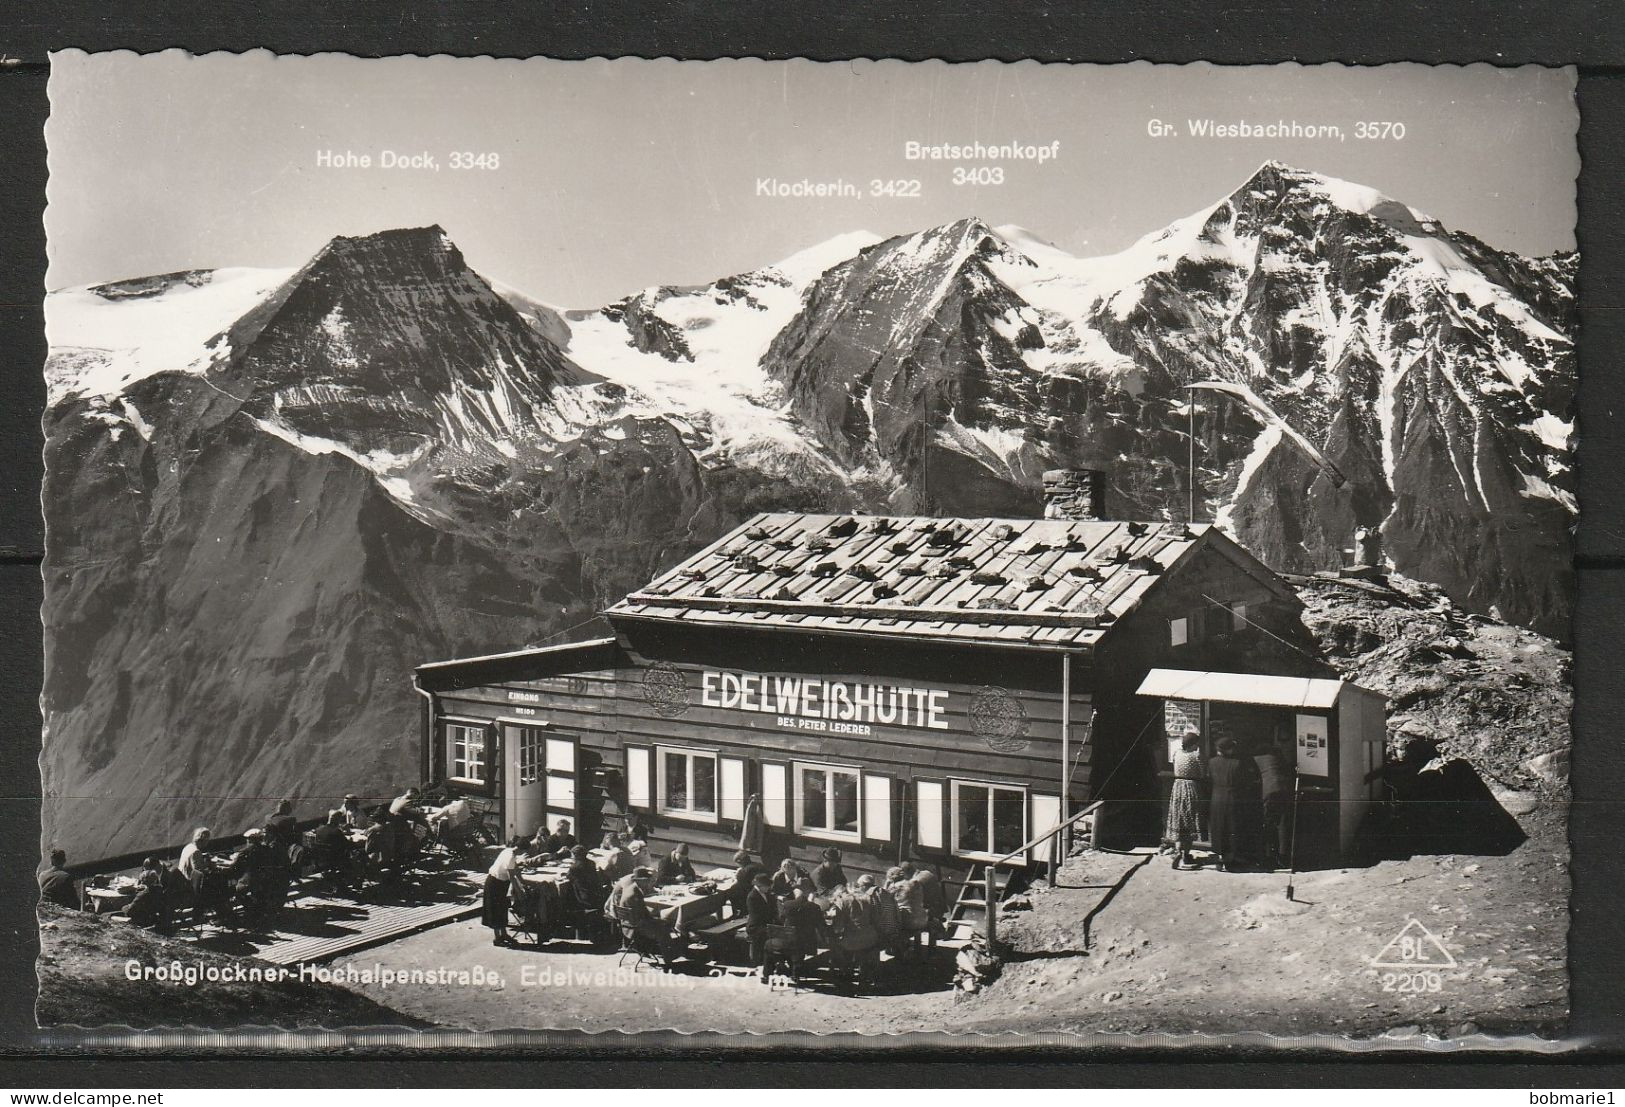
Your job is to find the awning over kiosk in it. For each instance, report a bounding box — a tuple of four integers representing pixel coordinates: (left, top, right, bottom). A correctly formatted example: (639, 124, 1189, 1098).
(1135, 668, 1345, 710)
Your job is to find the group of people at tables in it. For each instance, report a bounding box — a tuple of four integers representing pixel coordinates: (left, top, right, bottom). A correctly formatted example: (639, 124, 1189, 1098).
(40, 798, 314, 930)
(39, 785, 484, 932)
(482, 830, 948, 990)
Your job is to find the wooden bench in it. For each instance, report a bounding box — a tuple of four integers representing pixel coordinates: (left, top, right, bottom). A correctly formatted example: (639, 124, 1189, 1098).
(694, 916, 750, 946)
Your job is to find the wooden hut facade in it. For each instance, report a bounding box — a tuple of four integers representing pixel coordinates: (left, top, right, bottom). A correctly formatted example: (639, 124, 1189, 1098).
(413, 486, 1342, 886)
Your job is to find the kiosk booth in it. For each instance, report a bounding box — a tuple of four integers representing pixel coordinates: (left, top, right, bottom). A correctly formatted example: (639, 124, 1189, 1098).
(1135, 668, 1388, 862)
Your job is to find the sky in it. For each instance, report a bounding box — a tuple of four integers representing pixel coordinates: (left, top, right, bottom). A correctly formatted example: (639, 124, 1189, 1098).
(46, 53, 1577, 306)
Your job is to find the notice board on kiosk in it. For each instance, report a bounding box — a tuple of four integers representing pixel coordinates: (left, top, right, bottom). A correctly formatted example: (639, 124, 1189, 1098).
(1294, 713, 1330, 778)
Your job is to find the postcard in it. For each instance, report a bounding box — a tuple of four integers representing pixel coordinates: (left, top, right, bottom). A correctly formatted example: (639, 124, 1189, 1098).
(36, 53, 1576, 1048)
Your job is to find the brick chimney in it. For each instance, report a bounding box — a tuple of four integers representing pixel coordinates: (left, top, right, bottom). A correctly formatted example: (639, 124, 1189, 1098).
(1041, 469, 1106, 521)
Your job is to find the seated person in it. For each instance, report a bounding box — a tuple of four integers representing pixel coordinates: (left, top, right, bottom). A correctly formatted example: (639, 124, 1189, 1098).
(428, 796, 472, 843)
(600, 834, 635, 882)
(911, 863, 946, 934)
(544, 819, 577, 856)
(265, 799, 300, 851)
(178, 828, 231, 922)
(365, 815, 398, 872)
(159, 858, 194, 911)
(177, 828, 212, 884)
(614, 867, 683, 963)
(656, 842, 697, 886)
(872, 875, 902, 950)
(227, 827, 287, 919)
(766, 878, 828, 983)
(886, 863, 928, 936)
(626, 816, 652, 843)
(813, 847, 848, 894)
(333, 794, 369, 830)
(389, 787, 428, 825)
(309, 812, 355, 885)
(769, 857, 808, 899)
(627, 838, 654, 872)
(730, 850, 767, 916)
(565, 845, 607, 936)
(124, 857, 170, 930)
(37, 849, 79, 911)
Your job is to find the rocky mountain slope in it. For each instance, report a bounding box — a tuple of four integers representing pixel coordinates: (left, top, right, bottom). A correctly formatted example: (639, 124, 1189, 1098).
(42, 162, 1574, 859)
(1293, 571, 1570, 794)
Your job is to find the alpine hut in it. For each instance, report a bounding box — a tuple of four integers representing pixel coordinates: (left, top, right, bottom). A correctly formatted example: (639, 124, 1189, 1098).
(412, 470, 1382, 893)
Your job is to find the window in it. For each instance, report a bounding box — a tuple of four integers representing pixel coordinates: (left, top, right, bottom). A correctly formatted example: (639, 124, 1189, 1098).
(657, 746, 718, 822)
(951, 779, 1028, 858)
(1169, 616, 1188, 646)
(516, 727, 544, 786)
(447, 723, 487, 784)
(794, 762, 861, 841)
(1231, 602, 1248, 632)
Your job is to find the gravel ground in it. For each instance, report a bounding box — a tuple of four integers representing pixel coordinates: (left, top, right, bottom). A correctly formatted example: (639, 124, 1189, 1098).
(322, 797, 1567, 1045)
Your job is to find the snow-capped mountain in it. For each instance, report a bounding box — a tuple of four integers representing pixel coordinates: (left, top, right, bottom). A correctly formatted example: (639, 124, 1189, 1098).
(557, 229, 880, 480)
(753, 163, 1575, 633)
(40, 162, 1575, 857)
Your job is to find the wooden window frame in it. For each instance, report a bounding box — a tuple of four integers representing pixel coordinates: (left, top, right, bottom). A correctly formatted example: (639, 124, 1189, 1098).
(914, 779, 947, 852)
(761, 760, 788, 828)
(792, 760, 863, 843)
(514, 724, 546, 787)
(861, 772, 894, 849)
(625, 744, 653, 811)
(949, 777, 1030, 862)
(656, 745, 721, 825)
(445, 721, 490, 786)
(719, 756, 748, 822)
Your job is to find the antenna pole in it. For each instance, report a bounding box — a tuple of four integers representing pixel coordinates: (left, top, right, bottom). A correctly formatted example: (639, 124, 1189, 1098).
(1187, 386, 1196, 522)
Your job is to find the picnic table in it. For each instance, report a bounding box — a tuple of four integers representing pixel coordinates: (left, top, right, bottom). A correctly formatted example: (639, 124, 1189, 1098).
(643, 878, 735, 930)
(84, 881, 138, 914)
(518, 855, 734, 931)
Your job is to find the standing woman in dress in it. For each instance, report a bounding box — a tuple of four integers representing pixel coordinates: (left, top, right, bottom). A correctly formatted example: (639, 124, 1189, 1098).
(483, 836, 531, 946)
(1207, 736, 1258, 872)
(1166, 729, 1205, 870)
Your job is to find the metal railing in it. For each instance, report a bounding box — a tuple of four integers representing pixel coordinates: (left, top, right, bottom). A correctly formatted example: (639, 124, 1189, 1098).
(977, 798, 1104, 944)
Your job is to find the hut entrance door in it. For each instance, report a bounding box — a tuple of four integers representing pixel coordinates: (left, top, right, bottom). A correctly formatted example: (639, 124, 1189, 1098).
(541, 733, 579, 839)
(503, 723, 557, 840)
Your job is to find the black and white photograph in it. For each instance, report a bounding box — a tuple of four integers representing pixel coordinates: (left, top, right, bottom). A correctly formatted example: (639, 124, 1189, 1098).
(35, 53, 1578, 1047)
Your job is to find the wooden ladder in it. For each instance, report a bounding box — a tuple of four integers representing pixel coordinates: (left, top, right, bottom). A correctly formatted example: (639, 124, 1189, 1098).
(942, 863, 1012, 947)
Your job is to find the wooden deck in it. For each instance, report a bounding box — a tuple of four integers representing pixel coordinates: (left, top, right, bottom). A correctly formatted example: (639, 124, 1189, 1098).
(186, 862, 486, 967)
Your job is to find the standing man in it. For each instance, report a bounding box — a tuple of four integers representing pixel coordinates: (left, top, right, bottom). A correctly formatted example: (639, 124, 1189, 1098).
(744, 872, 778, 978)
(1253, 734, 1295, 869)
(37, 849, 79, 911)
(730, 850, 766, 917)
